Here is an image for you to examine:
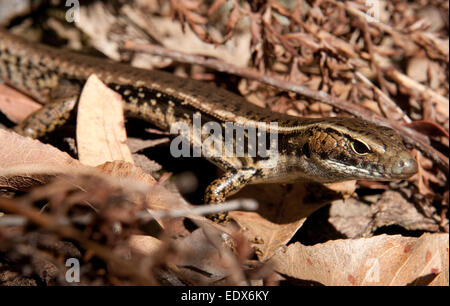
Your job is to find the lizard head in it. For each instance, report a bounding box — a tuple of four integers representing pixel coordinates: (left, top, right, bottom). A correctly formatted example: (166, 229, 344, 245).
(287, 118, 418, 183)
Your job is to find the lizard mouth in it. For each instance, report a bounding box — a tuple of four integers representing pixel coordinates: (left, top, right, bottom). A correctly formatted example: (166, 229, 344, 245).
(318, 159, 386, 181)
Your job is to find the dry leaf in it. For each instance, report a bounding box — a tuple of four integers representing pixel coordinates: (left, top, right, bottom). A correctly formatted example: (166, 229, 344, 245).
(329, 190, 439, 238)
(405, 120, 449, 138)
(0, 0, 32, 25)
(132, 154, 163, 173)
(230, 183, 340, 260)
(127, 137, 170, 153)
(324, 180, 357, 196)
(96, 160, 157, 186)
(329, 198, 373, 238)
(417, 6, 446, 33)
(76, 74, 134, 167)
(0, 83, 41, 123)
(128, 235, 163, 257)
(360, 99, 383, 116)
(77, 2, 121, 60)
(0, 129, 82, 190)
(372, 190, 439, 232)
(271, 233, 449, 286)
(407, 57, 429, 83)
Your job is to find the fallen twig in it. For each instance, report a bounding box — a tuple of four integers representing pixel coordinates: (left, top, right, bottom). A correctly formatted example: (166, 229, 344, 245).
(143, 198, 258, 219)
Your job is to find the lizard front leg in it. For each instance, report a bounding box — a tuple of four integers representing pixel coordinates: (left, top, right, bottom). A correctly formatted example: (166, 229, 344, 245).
(205, 168, 257, 223)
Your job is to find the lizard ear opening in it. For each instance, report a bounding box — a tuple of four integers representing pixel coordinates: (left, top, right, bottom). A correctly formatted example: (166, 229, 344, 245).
(302, 142, 310, 158)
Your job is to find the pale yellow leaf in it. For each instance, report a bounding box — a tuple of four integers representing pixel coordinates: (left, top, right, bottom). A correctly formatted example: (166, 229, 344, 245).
(76, 74, 134, 167)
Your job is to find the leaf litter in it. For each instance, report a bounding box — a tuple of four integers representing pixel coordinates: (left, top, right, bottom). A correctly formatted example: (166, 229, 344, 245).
(0, 0, 448, 286)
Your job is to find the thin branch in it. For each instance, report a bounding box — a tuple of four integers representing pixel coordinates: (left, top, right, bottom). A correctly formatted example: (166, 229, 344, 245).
(356, 71, 411, 123)
(143, 198, 258, 219)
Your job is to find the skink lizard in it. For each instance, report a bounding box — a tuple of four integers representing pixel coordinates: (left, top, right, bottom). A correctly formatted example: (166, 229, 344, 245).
(0, 29, 418, 221)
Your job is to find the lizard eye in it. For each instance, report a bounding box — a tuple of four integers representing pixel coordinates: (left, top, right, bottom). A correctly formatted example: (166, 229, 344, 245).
(350, 139, 371, 155)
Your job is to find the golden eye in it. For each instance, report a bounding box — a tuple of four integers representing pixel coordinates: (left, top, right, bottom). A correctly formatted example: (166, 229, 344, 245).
(350, 139, 371, 155)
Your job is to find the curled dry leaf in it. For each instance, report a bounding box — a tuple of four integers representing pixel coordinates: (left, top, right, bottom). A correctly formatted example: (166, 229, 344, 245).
(329, 190, 440, 238)
(271, 233, 449, 286)
(405, 120, 449, 139)
(76, 74, 134, 167)
(0, 129, 82, 191)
